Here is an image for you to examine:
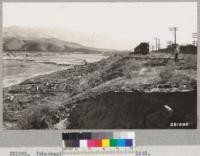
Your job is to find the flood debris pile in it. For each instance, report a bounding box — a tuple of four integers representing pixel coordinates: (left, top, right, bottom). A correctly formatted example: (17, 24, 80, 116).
(3, 52, 197, 129)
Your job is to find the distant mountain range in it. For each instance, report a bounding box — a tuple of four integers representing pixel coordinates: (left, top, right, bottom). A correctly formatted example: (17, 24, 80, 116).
(3, 37, 113, 53)
(3, 26, 127, 53)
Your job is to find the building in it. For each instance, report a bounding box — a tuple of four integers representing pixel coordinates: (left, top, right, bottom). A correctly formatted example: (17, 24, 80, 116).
(133, 42, 149, 55)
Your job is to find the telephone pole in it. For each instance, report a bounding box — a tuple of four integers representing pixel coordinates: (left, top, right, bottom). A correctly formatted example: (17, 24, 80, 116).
(192, 33, 198, 46)
(158, 38, 161, 50)
(151, 45, 154, 51)
(154, 37, 159, 51)
(169, 27, 179, 45)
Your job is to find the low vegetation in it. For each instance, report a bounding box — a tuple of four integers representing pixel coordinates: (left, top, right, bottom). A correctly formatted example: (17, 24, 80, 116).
(3, 51, 197, 129)
(17, 104, 59, 129)
(159, 66, 174, 83)
(181, 54, 197, 70)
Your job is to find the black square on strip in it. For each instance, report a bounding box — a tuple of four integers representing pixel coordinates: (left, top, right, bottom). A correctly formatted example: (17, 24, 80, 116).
(78, 133, 85, 139)
(73, 140, 80, 147)
(62, 133, 70, 140)
(84, 133, 92, 139)
(64, 140, 73, 147)
(69, 133, 79, 140)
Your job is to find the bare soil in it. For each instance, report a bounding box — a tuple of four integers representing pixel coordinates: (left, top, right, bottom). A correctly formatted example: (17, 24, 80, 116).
(3, 52, 197, 129)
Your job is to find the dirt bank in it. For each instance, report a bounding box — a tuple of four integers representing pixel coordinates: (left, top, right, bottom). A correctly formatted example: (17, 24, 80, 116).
(3, 52, 197, 129)
(68, 90, 197, 129)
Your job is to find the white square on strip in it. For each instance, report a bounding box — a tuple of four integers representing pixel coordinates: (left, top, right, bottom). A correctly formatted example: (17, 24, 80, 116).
(121, 132, 128, 139)
(80, 140, 87, 147)
(127, 132, 135, 139)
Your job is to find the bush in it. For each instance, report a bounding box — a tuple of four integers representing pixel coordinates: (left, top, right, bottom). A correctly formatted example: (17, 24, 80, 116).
(87, 71, 102, 86)
(181, 54, 197, 70)
(159, 66, 174, 82)
(72, 71, 102, 94)
(3, 107, 13, 122)
(122, 59, 142, 79)
(17, 104, 55, 129)
(77, 79, 91, 92)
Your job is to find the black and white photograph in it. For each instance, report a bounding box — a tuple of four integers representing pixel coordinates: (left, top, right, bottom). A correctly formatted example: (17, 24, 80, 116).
(3, 2, 197, 129)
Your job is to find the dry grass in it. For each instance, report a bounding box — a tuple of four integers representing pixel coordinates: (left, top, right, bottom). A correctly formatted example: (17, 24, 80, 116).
(181, 54, 197, 70)
(159, 66, 174, 83)
(122, 59, 142, 79)
(17, 104, 57, 129)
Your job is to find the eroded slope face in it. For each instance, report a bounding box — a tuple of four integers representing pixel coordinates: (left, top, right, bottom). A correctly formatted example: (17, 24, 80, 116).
(68, 91, 197, 129)
(3, 53, 197, 129)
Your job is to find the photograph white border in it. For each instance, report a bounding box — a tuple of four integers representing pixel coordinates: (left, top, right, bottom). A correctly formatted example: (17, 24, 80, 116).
(0, 0, 199, 147)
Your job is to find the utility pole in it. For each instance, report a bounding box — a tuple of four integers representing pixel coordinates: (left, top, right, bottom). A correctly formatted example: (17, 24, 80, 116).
(151, 45, 154, 51)
(192, 33, 198, 46)
(158, 39, 161, 50)
(169, 27, 179, 45)
(154, 37, 159, 51)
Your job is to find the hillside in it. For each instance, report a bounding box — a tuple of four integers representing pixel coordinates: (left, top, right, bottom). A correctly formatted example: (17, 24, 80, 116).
(3, 37, 113, 53)
(3, 26, 130, 50)
(3, 52, 197, 129)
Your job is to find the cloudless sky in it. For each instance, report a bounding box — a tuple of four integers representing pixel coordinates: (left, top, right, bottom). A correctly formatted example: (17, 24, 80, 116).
(3, 2, 197, 50)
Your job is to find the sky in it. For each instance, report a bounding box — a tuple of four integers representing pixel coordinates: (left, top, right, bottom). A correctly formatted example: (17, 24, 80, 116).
(3, 2, 197, 50)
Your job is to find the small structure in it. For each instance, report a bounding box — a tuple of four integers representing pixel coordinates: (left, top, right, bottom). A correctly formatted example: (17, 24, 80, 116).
(158, 44, 197, 54)
(133, 42, 149, 55)
(180, 44, 197, 54)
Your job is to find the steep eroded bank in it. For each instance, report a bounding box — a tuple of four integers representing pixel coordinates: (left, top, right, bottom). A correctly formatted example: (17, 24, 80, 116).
(3, 52, 197, 129)
(68, 91, 197, 129)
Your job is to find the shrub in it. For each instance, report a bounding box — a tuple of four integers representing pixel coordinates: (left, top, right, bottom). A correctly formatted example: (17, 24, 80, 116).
(122, 59, 142, 79)
(159, 66, 174, 82)
(181, 54, 197, 70)
(72, 71, 102, 95)
(17, 104, 54, 129)
(77, 79, 91, 92)
(87, 71, 102, 86)
(3, 107, 13, 122)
